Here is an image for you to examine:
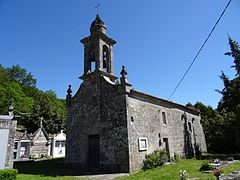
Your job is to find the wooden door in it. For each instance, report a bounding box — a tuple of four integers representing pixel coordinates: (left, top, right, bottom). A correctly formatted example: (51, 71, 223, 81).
(88, 135, 100, 169)
(163, 138, 170, 159)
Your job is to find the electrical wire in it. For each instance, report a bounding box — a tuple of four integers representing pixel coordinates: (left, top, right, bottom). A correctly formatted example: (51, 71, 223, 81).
(168, 0, 232, 100)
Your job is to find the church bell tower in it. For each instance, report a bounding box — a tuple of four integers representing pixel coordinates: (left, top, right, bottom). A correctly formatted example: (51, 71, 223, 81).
(80, 14, 116, 76)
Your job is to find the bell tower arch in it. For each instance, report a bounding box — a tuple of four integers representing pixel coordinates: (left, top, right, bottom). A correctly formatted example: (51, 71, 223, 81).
(80, 14, 116, 75)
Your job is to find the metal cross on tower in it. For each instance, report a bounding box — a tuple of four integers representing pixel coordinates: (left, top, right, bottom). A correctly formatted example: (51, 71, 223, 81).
(95, 2, 101, 14)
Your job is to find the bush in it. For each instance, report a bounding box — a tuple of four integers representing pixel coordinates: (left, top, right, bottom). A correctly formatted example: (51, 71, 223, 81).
(143, 150, 168, 170)
(199, 161, 214, 171)
(174, 153, 182, 162)
(0, 169, 18, 180)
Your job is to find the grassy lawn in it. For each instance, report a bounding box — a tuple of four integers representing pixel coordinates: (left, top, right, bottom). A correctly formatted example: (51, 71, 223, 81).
(17, 174, 81, 180)
(14, 158, 240, 180)
(14, 158, 87, 180)
(117, 159, 240, 180)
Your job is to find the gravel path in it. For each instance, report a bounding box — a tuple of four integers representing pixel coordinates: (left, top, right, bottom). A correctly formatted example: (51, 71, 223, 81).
(77, 173, 129, 180)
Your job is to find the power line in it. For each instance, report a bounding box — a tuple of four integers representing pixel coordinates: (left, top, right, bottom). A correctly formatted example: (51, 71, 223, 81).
(168, 0, 232, 100)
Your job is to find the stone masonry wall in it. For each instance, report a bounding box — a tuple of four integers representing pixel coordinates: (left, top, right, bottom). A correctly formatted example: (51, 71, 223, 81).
(99, 76, 129, 172)
(127, 90, 207, 172)
(66, 72, 129, 172)
(66, 72, 206, 173)
(66, 74, 101, 168)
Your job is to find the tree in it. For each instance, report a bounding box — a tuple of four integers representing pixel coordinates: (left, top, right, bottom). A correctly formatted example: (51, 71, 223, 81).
(26, 90, 67, 134)
(6, 65, 36, 87)
(0, 81, 34, 115)
(217, 72, 240, 112)
(225, 37, 240, 77)
(235, 105, 240, 151)
(0, 64, 67, 134)
(215, 37, 240, 152)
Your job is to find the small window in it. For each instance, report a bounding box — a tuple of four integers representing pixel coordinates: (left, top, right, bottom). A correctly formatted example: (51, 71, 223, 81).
(14, 142, 18, 149)
(192, 118, 195, 123)
(55, 141, 60, 147)
(131, 116, 134, 122)
(55, 141, 65, 147)
(188, 122, 192, 132)
(13, 152, 17, 159)
(162, 112, 167, 125)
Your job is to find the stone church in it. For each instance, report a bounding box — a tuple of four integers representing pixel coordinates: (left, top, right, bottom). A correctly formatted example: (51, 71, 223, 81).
(65, 15, 207, 173)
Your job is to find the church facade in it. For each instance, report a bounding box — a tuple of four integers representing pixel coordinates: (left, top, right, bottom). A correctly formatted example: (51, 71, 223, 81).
(65, 15, 207, 173)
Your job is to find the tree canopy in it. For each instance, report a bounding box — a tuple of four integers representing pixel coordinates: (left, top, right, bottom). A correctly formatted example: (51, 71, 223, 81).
(0, 64, 66, 134)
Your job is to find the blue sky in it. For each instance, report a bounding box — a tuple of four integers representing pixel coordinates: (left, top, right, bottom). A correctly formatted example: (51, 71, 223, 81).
(0, 0, 239, 108)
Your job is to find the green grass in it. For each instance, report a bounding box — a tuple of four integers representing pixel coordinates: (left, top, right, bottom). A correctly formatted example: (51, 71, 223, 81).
(117, 159, 240, 180)
(221, 161, 240, 175)
(14, 158, 240, 180)
(17, 174, 81, 180)
(14, 158, 87, 180)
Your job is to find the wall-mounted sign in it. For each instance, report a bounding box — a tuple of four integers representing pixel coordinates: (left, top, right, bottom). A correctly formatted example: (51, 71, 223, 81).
(138, 137, 148, 151)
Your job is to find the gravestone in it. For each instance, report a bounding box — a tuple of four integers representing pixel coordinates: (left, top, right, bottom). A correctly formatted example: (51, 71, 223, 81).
(0, 104, 17, 169)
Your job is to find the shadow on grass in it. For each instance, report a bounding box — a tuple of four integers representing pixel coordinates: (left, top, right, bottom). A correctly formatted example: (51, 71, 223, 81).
(13, 158, 108, 177)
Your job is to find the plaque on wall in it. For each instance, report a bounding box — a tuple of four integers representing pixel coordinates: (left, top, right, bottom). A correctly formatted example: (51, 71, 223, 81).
(138, 137, 148, 151)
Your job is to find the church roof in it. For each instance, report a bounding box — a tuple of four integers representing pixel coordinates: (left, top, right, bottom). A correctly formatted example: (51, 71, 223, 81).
(129, 89, 200, 115)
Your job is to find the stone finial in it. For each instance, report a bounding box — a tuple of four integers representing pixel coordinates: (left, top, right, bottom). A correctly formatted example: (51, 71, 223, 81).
(120, 65, 127, 77)
(8, 98, 14, 117)
(120, 65, 129, 84)
(120, 65, 132, 93)
(67, 85, 72, 95)
(66, 85, 72, 107)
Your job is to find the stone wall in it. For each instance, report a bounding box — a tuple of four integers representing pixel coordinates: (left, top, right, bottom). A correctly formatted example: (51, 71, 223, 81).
(0, 118, 17, 169)
(66, 71, 129, 172)
(66, 72, 207, 173)
(66, 72, 101, 168)
(99, 75, 129, 172)
(126, 90, 207, 172)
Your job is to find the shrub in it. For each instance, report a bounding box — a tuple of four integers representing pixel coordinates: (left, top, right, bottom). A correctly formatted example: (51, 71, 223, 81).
(0, 169, 18, 180)
(174, 153, 182, 162)
(143, 150, 168, 170)
(199, 160, 214, 171)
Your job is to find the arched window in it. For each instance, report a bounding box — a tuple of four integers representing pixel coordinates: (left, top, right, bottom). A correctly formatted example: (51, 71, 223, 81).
(102, 45, 109, 71)
(89, 45, 96, 72)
